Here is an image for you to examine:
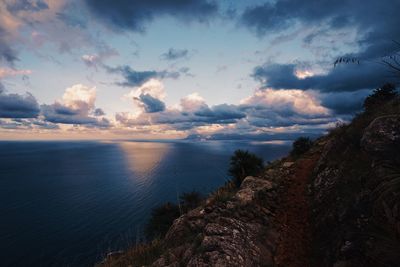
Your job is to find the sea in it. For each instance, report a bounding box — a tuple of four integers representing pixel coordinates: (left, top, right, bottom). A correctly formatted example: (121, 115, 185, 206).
(0, 140, 291, 267)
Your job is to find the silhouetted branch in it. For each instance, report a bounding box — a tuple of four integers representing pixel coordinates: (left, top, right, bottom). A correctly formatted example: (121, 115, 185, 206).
(334, 40, 400, 78)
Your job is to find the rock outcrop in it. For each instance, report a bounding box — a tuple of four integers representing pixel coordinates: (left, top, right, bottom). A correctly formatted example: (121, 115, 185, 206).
(311, 114, 400, 267)
(151, 174, 281, 267)
(361, 115, 400, 156)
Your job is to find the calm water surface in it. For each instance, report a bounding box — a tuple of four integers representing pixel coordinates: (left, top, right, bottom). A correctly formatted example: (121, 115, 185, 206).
(0, 140, 291, 267)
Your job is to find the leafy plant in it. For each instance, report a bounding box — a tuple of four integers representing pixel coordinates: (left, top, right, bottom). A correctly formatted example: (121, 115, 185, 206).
(228, 149, 264, 187)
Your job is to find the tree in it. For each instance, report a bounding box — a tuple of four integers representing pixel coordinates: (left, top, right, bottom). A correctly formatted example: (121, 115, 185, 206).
(291, 137, 313, 157)
(228, 150, 264, 187)
(363, 83, 398, 111)
(145, 202, 180, 240)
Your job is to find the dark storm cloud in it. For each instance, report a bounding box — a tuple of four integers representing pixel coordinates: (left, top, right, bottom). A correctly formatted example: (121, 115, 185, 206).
(84, 0, 218, 32)
(0, 87, 40, 118)
(135, 94, 166, 113)
(241, 0, 400, 59)
(105, 65, 180, 87)
(161, 48, 189, 61)
(194, 104, 246, 121)
(320, 90, 370, 115)
(243, 0, 400, 98)
(252, 63, 396, 92)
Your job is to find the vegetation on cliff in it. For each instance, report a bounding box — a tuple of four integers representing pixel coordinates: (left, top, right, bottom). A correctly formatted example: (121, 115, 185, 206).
(98, 84, 400, 267)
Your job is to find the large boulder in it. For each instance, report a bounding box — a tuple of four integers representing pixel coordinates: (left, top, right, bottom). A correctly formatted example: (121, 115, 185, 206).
(235, 176, 274, 204)
(361, 115, 400, 156)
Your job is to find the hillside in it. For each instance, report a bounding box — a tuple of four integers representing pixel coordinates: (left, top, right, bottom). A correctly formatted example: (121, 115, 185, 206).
(98, 94, 400, 267)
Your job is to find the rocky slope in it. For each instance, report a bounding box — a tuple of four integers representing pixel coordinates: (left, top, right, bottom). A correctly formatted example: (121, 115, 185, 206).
(99, 97, 400, 267)
(311, 114, 400, 267)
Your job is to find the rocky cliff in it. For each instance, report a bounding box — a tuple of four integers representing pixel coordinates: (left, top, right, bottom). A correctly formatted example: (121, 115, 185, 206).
(99, 97, 400, 267)
(311, 114, 400, 267)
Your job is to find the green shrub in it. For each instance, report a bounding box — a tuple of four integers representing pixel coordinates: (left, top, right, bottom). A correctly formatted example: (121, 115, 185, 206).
(228, 149, 264, 187)
(291, 137, 313, 157)
(145, 202, 180, 240)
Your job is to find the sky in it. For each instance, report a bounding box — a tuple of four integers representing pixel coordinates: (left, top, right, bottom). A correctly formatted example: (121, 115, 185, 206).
(0, 0, 399, 140)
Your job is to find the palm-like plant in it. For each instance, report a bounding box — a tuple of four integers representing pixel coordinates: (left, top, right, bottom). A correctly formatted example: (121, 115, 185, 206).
(228, 149, 264, 187)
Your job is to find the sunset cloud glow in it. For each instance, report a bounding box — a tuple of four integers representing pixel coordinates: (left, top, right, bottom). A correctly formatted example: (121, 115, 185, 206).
(0, 0, 398, 140)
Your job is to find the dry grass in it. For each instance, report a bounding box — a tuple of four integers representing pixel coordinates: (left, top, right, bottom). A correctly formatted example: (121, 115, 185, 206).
(207, 180, 237, 204)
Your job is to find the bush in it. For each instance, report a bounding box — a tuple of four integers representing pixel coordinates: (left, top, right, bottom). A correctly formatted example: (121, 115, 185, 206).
(228, 150, 264, 187)
(363, 83, 398, 111)
(145, 202, 180, 240)
(180, 190, 204, 212)
(291, 137, 313, 157)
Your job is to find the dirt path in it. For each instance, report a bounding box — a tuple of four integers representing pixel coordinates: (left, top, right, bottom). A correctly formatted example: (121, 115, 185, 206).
(274, 155, 319, 267)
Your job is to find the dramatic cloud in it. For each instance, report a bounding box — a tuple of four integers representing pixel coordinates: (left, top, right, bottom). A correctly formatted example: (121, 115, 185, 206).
(243, 0, 400, 102)
(240, 88, 332, 127)
(116, 80, 337, 136)
(136, 94, 166, 113)
(0, 0, 69, 64)
(84, 0, 218, 32)
(1, 1, 389, 139)
(241, 0, 400, 59)
(180, 92, 207, 112)
(117, 81, 247, 130)
(161, 48, 189, 61)
(0, 0, 117, 66)
(319, 89, 370, 115)
(106, 65, 180, 87)
(0, 85, 40, 118)
(252, 63, 395, 92)
(0, 118, 59, 130)
(41, 84, 110, 127)
(124, 80, 167, 113)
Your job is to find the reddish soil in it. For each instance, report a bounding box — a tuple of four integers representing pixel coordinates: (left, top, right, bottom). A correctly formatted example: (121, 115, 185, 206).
(274, 155, 319, 267)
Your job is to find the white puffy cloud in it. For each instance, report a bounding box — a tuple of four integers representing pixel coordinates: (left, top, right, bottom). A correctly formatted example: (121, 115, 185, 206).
(180, 92, 207, 112)
(241, 88, 329, 116)
(124, 79, 166, 100)
(41, 84, 110, 127)
(62, 84, 96, 111)
(123, 79, 167, 113)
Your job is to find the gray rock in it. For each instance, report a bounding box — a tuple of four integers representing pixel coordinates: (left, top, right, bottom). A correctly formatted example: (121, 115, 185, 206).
(361, 115, 400, 155)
